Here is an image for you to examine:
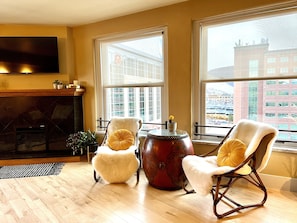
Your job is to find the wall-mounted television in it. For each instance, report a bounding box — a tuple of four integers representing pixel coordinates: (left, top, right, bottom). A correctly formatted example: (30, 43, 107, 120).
(0, 36, 59, 74)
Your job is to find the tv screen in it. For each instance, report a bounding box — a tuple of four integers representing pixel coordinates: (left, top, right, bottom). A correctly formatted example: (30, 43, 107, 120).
(0, 36, 59, 74)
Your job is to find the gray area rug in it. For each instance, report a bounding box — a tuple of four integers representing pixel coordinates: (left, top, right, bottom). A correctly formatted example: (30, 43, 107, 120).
(0, 163, 64, 179)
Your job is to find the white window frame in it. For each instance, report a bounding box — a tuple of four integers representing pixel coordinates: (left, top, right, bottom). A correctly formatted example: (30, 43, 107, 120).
(94, 27, 169, 124)
(192, 1, 297, 152)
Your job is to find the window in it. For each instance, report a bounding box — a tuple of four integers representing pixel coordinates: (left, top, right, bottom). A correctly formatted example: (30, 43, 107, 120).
(193, 3, 297, 150)
(95, 28, 168, 124)
(266, 101, 276, 107)
(280, 67, 289, 74)
(267, 68, 276, 74)
(266, 80, 277, 85)
(279, 90, 289, 96)
(266, 90, 276, 96)
(265, 113, 275, 118)
(280, 57, 289, 62)
(279, 80, 289, 85)
(249, 60, 259, 77)
(278, 113, 289, 118)
(267, 57, 276, 63)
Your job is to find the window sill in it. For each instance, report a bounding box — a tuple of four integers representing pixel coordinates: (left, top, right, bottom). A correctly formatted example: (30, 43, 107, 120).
(192, 139, 219, 146)
(272, 146, 297, 154)
(193, 139, 297, 154)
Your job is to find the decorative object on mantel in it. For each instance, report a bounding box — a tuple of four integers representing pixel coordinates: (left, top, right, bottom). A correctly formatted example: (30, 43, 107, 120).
(67, 79, 81, 89)
(168, 115, 177, 132)
(52, 80, 64, 89)
(66, 130, 98, 155)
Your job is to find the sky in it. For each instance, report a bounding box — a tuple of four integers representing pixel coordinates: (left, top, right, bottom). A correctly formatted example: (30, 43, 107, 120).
(207, 12, 297, 71)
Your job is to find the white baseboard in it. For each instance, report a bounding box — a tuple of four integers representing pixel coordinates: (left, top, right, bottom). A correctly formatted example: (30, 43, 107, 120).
(260, 173, 297, 192)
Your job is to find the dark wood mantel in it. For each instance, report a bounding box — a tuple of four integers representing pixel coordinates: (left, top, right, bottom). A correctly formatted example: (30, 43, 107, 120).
(0, 88, 85, 97)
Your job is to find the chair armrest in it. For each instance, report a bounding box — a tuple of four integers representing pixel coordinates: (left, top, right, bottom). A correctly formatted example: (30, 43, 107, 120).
(200, 125, 236, 157)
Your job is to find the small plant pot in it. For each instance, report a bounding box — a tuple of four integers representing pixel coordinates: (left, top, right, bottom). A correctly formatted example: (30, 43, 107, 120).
(72, 148, 84, 156)
(168, 122, 177, 132)
(57, 84, 64, 89)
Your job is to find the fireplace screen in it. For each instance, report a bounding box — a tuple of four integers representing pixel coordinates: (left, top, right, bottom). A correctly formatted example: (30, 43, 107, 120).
(16, 127, 46, 152)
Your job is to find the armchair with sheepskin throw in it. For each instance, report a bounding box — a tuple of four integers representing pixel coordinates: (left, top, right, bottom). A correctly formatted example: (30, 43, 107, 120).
(92, 117, 142, 184)
(182, 119, 278, 218)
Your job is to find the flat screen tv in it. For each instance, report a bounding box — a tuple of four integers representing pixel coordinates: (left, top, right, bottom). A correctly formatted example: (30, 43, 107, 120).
(0, 36, 59, 74)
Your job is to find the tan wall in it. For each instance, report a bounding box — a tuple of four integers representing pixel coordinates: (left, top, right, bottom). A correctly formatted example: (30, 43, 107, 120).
(72, 0, 288, 131)
(0, 0, 294, 178)
(0, 25, 75, 89)
(72, 0, 295, 178)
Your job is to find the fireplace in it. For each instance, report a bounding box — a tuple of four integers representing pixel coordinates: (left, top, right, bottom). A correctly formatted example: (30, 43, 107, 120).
(0, 89, 84, 159)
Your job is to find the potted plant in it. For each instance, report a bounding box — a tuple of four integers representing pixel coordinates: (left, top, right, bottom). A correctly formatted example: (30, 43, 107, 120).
(53, 80, 59, 89)
(167, 115, 177, 132)
(66, 130, 98, 155)
(53, 80, 64, 89)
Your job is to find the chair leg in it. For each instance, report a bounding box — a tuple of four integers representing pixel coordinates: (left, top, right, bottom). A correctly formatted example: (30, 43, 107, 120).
(211, 172, 268, 219)
(135, 147, 141, 185)
(182, 180, 195, 194)
(93, 170, 101, 183)
(136, 167, 140, 184)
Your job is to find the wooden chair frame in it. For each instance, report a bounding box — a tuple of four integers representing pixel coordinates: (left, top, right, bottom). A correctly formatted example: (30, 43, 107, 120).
(183, 122, 277, 218)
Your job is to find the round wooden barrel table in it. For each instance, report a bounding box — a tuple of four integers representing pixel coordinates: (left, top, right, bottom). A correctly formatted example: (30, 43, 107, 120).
(142, 129, 194, 190)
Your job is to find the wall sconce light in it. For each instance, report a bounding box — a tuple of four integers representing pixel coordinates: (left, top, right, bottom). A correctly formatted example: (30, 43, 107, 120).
(0, 66, 9, 74)
(20, 66, 33, 74)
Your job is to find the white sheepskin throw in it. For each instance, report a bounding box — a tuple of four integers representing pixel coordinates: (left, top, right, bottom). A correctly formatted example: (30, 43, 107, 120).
(182, 155, 235, 196)
(228, 119, 278, 172)
(108, 117, 141, 140)
(92, 146, 139, 183)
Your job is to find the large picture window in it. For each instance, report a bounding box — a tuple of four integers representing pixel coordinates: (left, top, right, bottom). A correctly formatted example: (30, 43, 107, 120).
(194, 3, 297, 150)
(95, 28, 168, 125)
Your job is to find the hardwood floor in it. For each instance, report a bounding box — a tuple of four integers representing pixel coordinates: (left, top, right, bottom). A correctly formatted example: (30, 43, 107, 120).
(0, 162, 296, 223)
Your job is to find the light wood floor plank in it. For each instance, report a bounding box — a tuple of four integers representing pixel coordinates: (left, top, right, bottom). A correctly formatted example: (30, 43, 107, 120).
(0, 162, 296, 222)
